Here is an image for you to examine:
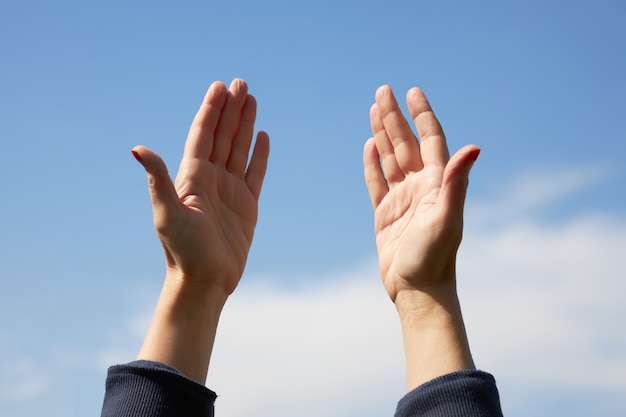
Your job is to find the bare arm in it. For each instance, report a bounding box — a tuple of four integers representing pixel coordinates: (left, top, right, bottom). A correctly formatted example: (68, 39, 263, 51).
(364, 85, 479, 391)
(131, 79, 269, 384)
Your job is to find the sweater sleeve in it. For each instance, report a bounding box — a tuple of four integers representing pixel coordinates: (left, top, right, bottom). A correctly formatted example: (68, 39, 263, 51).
(100, 360, 217, 417)
(395, 370, 503, 417)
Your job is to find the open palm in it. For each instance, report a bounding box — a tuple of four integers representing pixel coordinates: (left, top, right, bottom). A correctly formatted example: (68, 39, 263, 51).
(132, 79, 269, 295)
(364, 86, 479, 302)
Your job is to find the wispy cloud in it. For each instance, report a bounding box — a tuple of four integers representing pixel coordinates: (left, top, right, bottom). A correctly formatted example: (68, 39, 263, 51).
(469, 165, 610, 225)
(0, 358, 50, 403)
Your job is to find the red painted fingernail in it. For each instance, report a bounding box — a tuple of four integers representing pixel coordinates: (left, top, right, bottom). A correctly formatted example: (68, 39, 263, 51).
(131, 149, 142, 162)
(468, 148, 481, 162)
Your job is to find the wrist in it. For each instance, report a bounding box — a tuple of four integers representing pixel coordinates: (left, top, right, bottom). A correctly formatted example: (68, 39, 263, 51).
(162, 267, 230, 315)
(136, 270, 230, 384)
(394, 286, 475, 390)
(394, 284, 459, 320)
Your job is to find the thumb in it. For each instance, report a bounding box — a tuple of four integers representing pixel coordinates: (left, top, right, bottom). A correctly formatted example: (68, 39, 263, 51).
(131, 146, 181, 228)
(439, 145, 480, 218)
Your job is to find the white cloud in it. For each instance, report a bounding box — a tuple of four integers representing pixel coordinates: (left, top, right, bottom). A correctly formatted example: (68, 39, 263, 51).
(461, 214, 626, 390)
(209, 270, 406, 417)
(88, 266, 407, 416)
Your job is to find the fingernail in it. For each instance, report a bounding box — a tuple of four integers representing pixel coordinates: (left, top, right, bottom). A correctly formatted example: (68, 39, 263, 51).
(131, 149, 142, 163)
(468, 148, 481, 162)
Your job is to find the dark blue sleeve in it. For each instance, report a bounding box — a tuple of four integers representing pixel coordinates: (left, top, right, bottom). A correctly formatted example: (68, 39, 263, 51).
(101, 360, 217, 417)
(395, 370, 503, 417)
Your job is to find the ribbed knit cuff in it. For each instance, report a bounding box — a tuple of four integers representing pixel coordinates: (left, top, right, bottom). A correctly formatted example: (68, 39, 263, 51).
(101, 360, 217, 417)
(395, 370, 503, 417)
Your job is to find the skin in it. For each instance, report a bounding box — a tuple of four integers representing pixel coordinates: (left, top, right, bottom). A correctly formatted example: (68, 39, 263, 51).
(364, 85, 479, 390)
(130, 79, 478, 393)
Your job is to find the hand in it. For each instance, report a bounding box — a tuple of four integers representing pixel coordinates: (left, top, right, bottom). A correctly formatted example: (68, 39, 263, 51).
(132, 79, 270, 296)
(133, 79, 269, 382)
(364, 85, 478, 389)
(363, 85, 479, 304)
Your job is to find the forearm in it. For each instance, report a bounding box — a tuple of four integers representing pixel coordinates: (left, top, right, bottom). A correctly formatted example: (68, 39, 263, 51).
(395, 283, 475, 391)
(136, 269, 229, 384)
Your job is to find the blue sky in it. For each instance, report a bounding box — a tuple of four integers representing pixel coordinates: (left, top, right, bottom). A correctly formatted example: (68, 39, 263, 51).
(1, 1, 625, 416)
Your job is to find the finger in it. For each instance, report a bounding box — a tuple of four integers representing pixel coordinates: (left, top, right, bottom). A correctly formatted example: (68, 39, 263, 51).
(370, 103, 404, 184)
(438, 145, 480, 222)
(376, 85, 423, 173)
(226, 94, 257, 178)
(210, 78, 249, 166)
(183, 81, 228, 160)
(407, 87, 450, 168)
(245, 131, 270, 201)
(131, 146, 183, 232)
(363, 137, 389, 209)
